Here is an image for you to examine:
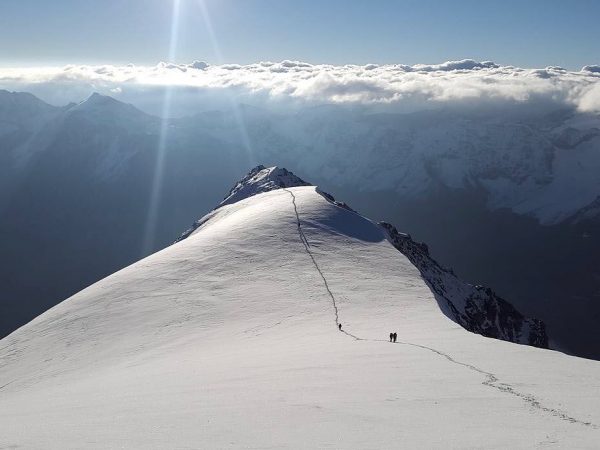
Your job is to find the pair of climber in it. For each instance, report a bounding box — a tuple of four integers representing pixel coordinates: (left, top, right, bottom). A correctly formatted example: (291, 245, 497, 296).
(389, 332, 397, 343)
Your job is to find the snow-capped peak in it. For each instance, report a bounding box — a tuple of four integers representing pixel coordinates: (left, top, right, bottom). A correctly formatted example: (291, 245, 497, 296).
(66, 92, 153, 128)
(218, 165, 311, 208)
(69, 92, 149, 119)
(72, 92, 121, 111)
(176, 165, 548, 349)
(176, 166, 311, 242)
(3, 165, 598, 448)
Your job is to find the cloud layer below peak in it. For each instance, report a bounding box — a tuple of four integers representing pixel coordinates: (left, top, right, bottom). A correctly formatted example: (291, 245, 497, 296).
(1, 59, 599, 115)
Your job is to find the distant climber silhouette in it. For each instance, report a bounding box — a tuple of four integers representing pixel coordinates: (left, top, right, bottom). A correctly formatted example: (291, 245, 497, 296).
(338, 323, 342, 331)
(389, 332, 393, 342)
(393, 332, 397, 343)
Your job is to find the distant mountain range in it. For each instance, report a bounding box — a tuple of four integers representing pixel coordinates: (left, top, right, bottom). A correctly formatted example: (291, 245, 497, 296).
(4, 90, 599, 224)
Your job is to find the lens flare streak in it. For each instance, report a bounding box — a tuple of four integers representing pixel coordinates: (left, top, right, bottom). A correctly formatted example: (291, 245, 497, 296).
(141, 0, 181, 256)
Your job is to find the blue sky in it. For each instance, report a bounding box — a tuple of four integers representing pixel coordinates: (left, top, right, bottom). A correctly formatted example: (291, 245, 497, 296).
(1, 0, 599, 69)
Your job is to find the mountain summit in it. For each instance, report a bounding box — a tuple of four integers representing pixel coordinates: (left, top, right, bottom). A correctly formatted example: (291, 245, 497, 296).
(176, 165, 311, 242)
(68, 92, 152, 126)
(219, 165, 311, 207)
(0, 166, 598, 448)
(183, 166, 547, 348)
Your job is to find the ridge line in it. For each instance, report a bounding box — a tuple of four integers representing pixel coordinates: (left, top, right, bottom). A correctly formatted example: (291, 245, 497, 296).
(283, 188, 360, 340)
(282, 187, 596, 429)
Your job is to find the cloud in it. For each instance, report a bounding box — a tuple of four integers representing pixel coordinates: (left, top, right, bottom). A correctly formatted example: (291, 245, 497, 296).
(190, 60, 209, 70)
(578, 83, 600, 112)
(408, 59, 499, 72)
(582, 65, 600, 74)
(1, 59, 599, 115)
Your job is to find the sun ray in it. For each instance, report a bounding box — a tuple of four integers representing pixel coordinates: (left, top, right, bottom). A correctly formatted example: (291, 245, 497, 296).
(197, 0, 256, 167)
(141, 0, 182, 256)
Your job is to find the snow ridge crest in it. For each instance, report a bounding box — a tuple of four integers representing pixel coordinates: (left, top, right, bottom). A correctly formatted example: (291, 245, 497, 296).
(218, 165, 311, 208)
(175, 165, 310, 242)
(176, 165, 549, 350)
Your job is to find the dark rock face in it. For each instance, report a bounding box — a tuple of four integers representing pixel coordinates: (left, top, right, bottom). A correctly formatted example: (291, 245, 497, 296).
(380, 222, 549, 349)
(315, 188, 356, 213)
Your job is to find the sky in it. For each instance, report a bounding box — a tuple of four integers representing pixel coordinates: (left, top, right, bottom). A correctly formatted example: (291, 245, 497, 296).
(1, 0, 599, 69)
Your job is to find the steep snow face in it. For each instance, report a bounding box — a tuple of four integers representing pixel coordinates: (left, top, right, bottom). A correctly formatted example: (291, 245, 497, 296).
(1, 176, 598, 448)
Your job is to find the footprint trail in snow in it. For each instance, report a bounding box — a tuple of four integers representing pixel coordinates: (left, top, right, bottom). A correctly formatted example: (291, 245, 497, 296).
(284, 187, 598, 430)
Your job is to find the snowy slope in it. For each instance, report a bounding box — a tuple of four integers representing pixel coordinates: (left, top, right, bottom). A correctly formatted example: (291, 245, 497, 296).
(176, 165, 311, 242)
(1, 169, 599, 448)
(180, 166, 548, 348)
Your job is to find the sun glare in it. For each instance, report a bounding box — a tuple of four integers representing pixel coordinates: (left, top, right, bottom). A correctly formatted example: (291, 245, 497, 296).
(141, 0, 182, 256)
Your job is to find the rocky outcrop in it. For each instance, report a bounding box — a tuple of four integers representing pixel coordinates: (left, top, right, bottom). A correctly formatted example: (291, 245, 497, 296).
(218, 165, 310, 208)
(176, 165, 310, 242)
(380, 222, 548, 348)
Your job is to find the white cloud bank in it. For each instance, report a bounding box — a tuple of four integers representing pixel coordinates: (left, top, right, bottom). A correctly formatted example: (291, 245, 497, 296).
(1, 59, 599, 115)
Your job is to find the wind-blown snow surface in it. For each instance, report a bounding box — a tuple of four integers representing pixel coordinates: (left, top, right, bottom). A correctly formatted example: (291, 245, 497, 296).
(1, 183, 599, 448)
(181, 166, 548, 348)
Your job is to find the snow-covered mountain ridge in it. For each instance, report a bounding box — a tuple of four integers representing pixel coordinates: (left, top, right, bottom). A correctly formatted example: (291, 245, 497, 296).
(1, 90, 598, 359)
(219, 165, 311, 207)
(180, 166, 548, 348)
(176, 165, 311, 241)
(1, 165, 598, 448)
